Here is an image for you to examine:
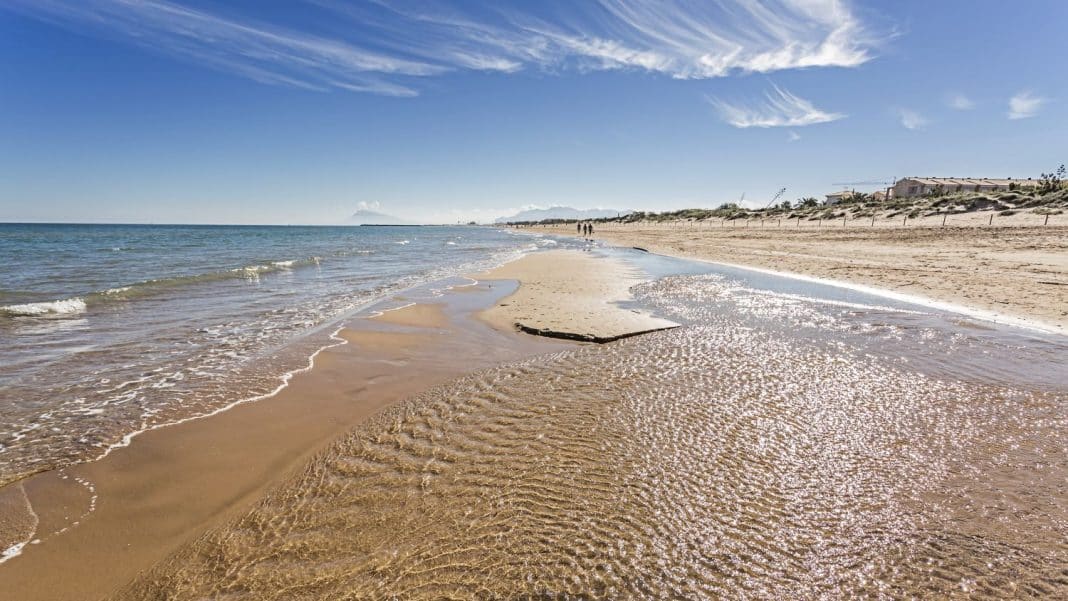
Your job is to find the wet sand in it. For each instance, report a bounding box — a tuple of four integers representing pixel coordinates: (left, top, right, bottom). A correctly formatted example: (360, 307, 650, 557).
(0, 282, 568, 600)
(535, 222, 1068, 333)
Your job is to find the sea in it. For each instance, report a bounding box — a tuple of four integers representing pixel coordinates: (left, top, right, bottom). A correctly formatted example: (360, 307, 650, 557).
(0, 223, 565, 487)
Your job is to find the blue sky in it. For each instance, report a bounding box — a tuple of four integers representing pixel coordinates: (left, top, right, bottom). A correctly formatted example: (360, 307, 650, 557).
(1, 0, 1065, 224)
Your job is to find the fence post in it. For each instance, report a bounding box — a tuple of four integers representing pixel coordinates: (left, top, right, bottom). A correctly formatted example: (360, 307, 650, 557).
(903, 216, 907, 227)
(989, 213, 993, 226)
(1045, 213, 1050, 225)
(942, 213, 947, 227)
(871, 215, 875, 227)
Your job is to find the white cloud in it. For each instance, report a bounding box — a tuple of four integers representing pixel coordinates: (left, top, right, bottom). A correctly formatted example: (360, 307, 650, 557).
(708, 84, 845, 128)
(1008, 90, 1045, 120)
(898, 108, 927, 130)
(356, 200, 381, 211)
(2, 0, 440, 96)
(787, 131, 802, 142)
(5, 0, 880, 95)
(947, 93, 974, 110)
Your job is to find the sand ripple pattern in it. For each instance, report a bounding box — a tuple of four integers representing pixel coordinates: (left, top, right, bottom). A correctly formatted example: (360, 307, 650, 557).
(122, 277, 1068, 600)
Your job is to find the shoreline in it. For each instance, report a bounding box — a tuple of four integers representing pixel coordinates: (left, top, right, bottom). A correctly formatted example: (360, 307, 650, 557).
(531, 221, 1068, 335)
(0, 259, 580, 599)
(0, 249, 642, 600)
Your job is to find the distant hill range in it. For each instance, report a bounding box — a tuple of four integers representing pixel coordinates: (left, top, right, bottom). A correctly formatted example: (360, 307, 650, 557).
(345, 209, 413, 226)
(495, 206, 630, 223)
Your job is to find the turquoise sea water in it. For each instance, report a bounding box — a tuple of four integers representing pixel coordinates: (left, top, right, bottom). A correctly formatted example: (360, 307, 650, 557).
(0, 223, 563, 485)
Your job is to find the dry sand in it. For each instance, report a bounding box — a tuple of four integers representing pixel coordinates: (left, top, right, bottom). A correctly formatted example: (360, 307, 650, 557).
(535, 220, 1068, 333)
(472, 249, 678, 342)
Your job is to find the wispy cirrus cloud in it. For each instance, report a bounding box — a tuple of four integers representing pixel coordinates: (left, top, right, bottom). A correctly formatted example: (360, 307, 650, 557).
(2, 0, 442, 96)
(708, 85, 845, 128)
(897, 108, 928, 130)
(3, 0, 880, 95)
(1008, 90, 1046, 120)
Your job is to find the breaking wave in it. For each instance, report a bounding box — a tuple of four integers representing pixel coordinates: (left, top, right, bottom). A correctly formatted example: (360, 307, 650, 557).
(0, 297, 87, 317)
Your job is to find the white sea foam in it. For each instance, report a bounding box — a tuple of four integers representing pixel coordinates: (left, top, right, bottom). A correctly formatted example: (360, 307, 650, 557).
(0, 297, 87, 317)
(92, 326, 350, 464)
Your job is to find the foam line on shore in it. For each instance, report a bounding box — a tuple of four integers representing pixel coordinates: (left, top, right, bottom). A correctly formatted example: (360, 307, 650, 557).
(90, 325, 350, 467)
(360, 302, 417, 320)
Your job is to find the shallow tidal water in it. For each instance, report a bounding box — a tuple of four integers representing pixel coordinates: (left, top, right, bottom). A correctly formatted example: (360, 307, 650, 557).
(119, 254, 1068, 600)
(0, 224, 568, 487)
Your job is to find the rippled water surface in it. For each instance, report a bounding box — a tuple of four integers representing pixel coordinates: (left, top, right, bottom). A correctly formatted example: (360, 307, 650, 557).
(0, 224, 566, 485)
(121, 260, 1068, 600)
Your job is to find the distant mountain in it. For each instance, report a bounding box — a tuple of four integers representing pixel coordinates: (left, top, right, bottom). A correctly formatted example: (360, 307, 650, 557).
(345, 209, 412, 225)
(495, 206, 630, 223)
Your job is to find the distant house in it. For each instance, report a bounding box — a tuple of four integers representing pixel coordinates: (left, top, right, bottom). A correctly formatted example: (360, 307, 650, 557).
(891, 177, 1038, 198)
(824, 191, 854, 205)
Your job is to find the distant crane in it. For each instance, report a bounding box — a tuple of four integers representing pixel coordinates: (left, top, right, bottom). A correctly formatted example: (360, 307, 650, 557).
(831, 178, 896, 188)
(763, 187, 787, 209)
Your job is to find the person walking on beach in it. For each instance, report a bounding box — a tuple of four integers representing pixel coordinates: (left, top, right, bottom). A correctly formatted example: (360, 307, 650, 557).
(588, 223, 594, 236)
(577, 222, 582, 235)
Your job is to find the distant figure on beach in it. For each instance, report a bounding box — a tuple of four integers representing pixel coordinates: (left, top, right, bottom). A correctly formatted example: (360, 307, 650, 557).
(577, 222, 582, 234)
(588, 223, 594, 236)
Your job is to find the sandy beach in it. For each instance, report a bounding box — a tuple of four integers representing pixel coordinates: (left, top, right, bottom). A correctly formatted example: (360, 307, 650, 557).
(0, 279, 571, 600)
(539, 219, 1068, 333)
(0, 249, 659, 599)
(0, 245, 1065, 599)
(109, 245, 1068, 599)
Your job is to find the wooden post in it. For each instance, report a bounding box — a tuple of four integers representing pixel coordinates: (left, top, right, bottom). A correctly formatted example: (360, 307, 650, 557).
(818, 219, 821, 228)
(843, 215, 846, 227)
(942, 213, 947, 227)
(797, 217, 801, 228)
(1045, 213, 1050, 225)
(871, 215, 876, 227)
(903, 216, 907, 227)
(778, 218, 781, 228)
(989, 213, 993, 226)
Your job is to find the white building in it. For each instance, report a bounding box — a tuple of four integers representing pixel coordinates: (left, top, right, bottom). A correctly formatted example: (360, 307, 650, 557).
(823, 191, 854, 205)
